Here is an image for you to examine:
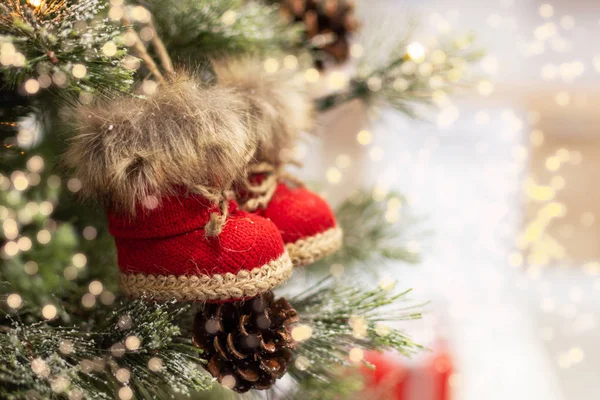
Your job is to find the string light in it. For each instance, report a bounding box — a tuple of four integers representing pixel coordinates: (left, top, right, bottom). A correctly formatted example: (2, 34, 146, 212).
(52, 71, 68, 87)
(118, 387, 133, 400)
(6, 293, 22, 309)
(555, 91, 571, 106)
(72, 253, 87, 268)
(348, 347, 364, 363)
(148, 357, 163, 372)
(263, 58, 279, 73)
(89, 280, 103, 295)
(102, 42, 118, 57)
(356, 130, 372, 145)
(116, 368, 131, 383)
(142, 80, 158, 95)
(123, 31, 137, 47)
(42, 304, 57, 320)
(59, 340, 74, 355)
(125, 335, 141, 350)
(118, 315, 133, 330)
(123, 55, 140, 70)
(291, 325, 313, 342)
(220, 375, 236, 390)
(407, 42, 425, 62)
(67, 178, 82, 192)
(100, 291, 116, 305)
(24, 79, 40, 94)
(64, 266, 78, 280)
(326, 167, 342, 184)
(68, 389, 84, 400)
(17, 237, 32, 251)
(139, 27, 154, 42)
(294, 356, 310, 370)
(71, 64, 87, 79)
(51, 376, 70, 393)
(24, 261, 38, 275)
(283, 54, 298, 70)
(110, 343, 126, 357)
(221, 10, 237, 26)
(367, 76, 382, 91)
(31, 358, 50, 378)
(81, 293, 96, 308)
(304, 68, 320, 83)
(72, 64, 87, 79)
(108, 6, 124, 21)
(350, 43, 364, 58)
(328, 71, 348, 90)
(36, 229, 51, 244)
(39, 201, 53, 216)
(477, 80, 495, 96)
(539, 4, 554, 18)
(393, 78, 409, 92)
(131, 6, 151, 23)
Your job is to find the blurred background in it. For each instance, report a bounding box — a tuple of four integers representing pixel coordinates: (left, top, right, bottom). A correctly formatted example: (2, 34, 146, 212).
(2, 0, 598, 398)
(305, 0, 600, 399)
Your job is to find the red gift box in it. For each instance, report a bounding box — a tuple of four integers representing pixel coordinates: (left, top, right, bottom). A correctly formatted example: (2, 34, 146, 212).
(361, 344, 453, 400)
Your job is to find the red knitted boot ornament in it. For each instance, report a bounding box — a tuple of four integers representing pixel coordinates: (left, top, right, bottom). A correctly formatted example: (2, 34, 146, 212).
(108, 193, 293, 302)
(64, 71, 294, 302)
(236, 167, 343, 267)
(214, 59, 343, 266)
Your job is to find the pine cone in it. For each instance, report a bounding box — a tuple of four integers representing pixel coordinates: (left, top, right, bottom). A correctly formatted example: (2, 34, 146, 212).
(279, 0, 360, 67)
(192, 292, 299, 393)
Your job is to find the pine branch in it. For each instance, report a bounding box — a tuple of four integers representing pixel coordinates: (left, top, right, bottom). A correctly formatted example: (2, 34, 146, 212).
(280, 277, 423, 398)
(1, 165, 424, 399)
(0, 301, 213, 400)
(0, 0, 134, 97)
(0, 4, 431, 398)
(0, 276, 422, 399)
(144, 0, 302, 62)
(0, 160, 121, 322)
(306, 189, 423, 276)
(316, 33, 484, 114)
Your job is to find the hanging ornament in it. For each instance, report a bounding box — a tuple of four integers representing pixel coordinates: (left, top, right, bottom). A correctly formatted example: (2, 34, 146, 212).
(214, 58, 343, 267)
(192, 292, 299, 393)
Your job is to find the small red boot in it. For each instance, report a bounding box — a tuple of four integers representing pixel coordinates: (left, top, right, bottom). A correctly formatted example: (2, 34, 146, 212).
(109, 193, 292, 302)
(64, 72, 293, 301)
(215, 59, 343, 266)
(236, 166, 342, 267)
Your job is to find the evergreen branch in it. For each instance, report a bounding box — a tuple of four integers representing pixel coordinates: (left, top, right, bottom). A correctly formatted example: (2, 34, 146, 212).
(1, 170, 424, 399)
(0, 0, 134, 97)
(316, 33, 484, 114)
(0, 278, 422, 399)
(143, 0, 302, 62)
(306, 189, 423, 276)
(0, 163, 121, 320)
(283, 277, 423, 398)
(0, 301, 213, 400)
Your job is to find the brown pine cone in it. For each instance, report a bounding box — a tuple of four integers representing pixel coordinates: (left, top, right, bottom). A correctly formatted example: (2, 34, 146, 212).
(192, 292, 299, 393)
(279, 0, 360, 66)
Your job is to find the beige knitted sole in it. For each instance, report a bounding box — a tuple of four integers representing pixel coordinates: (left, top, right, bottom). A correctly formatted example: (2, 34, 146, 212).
(120, 251, 293, 302)
(286, 227, 343, 267)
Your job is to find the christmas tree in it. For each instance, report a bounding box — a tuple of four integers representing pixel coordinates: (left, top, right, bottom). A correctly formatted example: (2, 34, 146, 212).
(0, 1, 481, 398)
